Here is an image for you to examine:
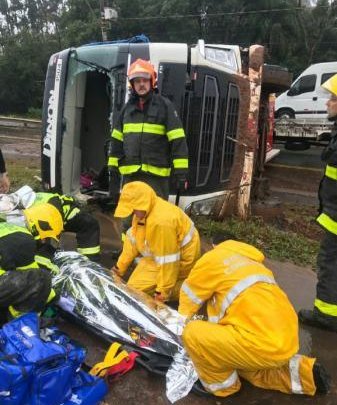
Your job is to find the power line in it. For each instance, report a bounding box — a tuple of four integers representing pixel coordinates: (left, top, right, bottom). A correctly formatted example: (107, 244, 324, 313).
(118, 5, 333, 21)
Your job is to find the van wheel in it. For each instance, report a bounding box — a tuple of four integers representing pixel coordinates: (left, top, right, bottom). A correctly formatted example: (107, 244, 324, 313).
(277, 109, 295, 119)
(284, 139, 311, 151)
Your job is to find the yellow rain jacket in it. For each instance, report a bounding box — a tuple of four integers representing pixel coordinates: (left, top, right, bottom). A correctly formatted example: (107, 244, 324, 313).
(114, 181, 200, 300)
(178, 241, 317, 397)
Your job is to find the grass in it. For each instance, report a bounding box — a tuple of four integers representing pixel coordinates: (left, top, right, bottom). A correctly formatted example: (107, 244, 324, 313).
(6, 159, 42, 191)
(194, 215, 320, 268)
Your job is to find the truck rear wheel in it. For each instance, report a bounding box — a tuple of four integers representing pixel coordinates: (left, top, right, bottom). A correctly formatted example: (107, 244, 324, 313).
(284, 139, 311, 151)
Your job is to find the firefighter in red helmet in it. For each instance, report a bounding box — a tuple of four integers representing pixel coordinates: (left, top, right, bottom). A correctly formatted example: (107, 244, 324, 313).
(107, 58, 189, 201)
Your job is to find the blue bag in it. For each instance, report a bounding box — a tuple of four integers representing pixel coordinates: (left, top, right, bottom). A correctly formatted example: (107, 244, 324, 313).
(0, 313, 91, 405)
(0, 353, 32, 405)
(62, 370, 108, 405)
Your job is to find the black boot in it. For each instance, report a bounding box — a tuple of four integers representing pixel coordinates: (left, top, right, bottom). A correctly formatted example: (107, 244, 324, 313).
(313, 362, 331, 394)
(298, 308, 337, 332)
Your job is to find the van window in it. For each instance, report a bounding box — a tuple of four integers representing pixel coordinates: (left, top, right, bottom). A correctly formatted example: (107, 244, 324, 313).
(288, 74, 316, 96)
(321, 72, 337, 85)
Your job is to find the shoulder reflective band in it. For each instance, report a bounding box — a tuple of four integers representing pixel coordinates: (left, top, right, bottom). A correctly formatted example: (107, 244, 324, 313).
(141, 164, 171, 177)
(181, 222, 195, 247)
(325, 164, 337, 180)
(112, 129, 123, 141)
(154, 252, 180, 265)
(314, 298, 337, 317)
(167, 128, 185, 141)
(0, 269, 5, 276)
(173, 158, 188, 169)
(0, 224, 31, 238)
(35, 192, 53, 204)
(181, 281, 203, 305)
(77, 246, 100, 255)
(289, 355, 304, 394)
(200, 371, 238, 393)
(317, 213, 337, 235)
(108, 157, 119, 167)
(209, 274, 276, 323)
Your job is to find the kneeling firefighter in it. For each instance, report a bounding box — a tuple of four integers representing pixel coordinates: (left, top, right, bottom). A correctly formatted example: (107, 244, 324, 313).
(6, 187, 101, 266)
(0, 205, 63, 319)
(112, 181, 200, 302)
(179, 233, 330, 397)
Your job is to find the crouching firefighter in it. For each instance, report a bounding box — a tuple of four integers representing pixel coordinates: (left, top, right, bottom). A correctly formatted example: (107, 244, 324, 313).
(178, 232, 331, 398)
(0, 222, 56, 320)
(112, 181, 200, 302)
(8, 189, 101, 263)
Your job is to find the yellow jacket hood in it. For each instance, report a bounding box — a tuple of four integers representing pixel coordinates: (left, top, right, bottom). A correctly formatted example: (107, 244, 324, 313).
(114, 181, 157, 218)
(215, 240, 265, 263)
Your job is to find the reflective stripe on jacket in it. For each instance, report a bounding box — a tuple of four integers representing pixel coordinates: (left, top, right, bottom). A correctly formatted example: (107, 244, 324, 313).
(318, 125, 337, 233)
(116, 182, 200, 299)
(178, 240, 299, 360)
(34, 192, 80, 223)
(108, 92, 189, 177)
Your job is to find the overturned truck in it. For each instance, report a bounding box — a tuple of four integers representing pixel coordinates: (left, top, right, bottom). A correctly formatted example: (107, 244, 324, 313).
(41, 37, 290, 218)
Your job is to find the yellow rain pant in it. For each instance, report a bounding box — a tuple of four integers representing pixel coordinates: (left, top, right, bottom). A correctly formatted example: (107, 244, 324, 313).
(183, 320, 317, 397)
(127, 257, 184, 300)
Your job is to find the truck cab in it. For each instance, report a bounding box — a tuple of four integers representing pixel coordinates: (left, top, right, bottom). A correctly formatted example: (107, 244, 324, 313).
(42, 39, 245, 212)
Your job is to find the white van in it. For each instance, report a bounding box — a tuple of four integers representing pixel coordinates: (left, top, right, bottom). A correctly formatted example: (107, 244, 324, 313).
(275, 62, 337, 119)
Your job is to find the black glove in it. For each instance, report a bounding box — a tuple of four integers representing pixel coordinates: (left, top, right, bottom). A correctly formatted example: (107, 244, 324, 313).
(174, 173, 188, 191)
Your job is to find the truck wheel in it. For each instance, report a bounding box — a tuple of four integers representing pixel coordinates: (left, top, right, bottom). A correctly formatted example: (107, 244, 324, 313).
(284, 139, 311, 151)
(277, 109, 295, 119)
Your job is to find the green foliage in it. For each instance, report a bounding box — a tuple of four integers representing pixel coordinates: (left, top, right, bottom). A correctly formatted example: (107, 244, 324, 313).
(195, 215, 319, 268)
(1, 0, 337, 113)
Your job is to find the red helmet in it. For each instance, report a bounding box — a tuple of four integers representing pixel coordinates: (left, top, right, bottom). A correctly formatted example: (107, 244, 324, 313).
(127, 59, 157, 88)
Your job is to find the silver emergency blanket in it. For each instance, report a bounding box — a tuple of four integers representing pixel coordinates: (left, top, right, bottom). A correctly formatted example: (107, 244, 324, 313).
(52, 252, 198, 402)
(166, 348, 199, 403)
(52, 252, 185, 357)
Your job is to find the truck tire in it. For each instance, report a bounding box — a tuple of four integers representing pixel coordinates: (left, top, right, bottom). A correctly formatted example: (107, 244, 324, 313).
(276, 109, 295, 119)
(284, 139, 311, 151)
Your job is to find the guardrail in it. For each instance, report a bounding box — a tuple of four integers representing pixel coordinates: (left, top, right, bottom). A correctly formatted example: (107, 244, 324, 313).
(0, 116, 42, 130)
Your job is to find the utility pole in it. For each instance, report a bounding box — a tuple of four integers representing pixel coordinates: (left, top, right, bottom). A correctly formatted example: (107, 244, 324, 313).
(99, 0, 118, 42)
(199, 2, 208, 39)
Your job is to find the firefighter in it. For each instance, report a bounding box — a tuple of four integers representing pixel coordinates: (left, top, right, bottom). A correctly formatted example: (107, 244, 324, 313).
(178, 232, 330, 398)
(107, 58, 189, 200)
(29, 191, 101, 264)
(0, 148, 10, 193)
(111, 181, 200, 302)
(0, 207, 62, 319)
(298, 74, 337, 332)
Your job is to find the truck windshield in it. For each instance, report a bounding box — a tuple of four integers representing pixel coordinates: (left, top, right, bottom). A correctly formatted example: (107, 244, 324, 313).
(66, 45, 125, 127)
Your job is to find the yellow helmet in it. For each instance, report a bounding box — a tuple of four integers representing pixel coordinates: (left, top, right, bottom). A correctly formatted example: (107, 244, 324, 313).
(321, 73, 337, 97)
(24, 203, 63, 241)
